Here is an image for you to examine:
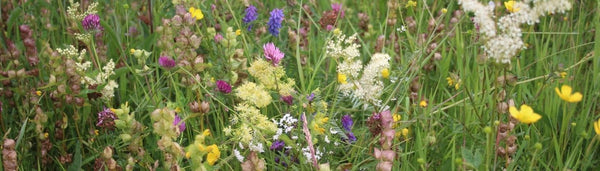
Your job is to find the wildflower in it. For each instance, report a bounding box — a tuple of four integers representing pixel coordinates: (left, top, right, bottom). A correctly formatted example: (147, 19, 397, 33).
(234, 149, 244, 162)
(406, 0, 417, 8)
(263, 43, 285, 66)
(205, 144, 220, 165)
(189, 7, 204, 20)
(270, 140, 285, 151)
(97, 107, 117, 129)
(242, 5, 258, 24)
(337, 73, 347, 84)
(173, 114, 186, 133)
(214, 33, 223, 43)
(419, 100, 428, 107)
(267, 8, 284, 36)
(442, 8, 448, 14)
(509, 104, 542, 124)
(555, 85, 583, 103)
(593, 118, 600, 135)
(236, 29, 242, 35)
(307, 93, 315, 102)
(341, 115, 353, 132)
(235, 82, 272, 108)
(82, 14, 101, 31)
(36, 91, 42, 96)
(216, 80, 232, 93)
(401, 128, 409, 138)
(504, 1, 520, 13)
(381, 68, 390, 79)
(331, 3, 345, 18)
(345, 132, 357, 142)
(560, 72, 567, 78)
(280, 95, 294, 105)
(158, 56, 176, 69)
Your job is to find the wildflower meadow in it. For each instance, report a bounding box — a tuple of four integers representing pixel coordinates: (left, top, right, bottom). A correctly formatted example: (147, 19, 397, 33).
(1, 0, 600, 170)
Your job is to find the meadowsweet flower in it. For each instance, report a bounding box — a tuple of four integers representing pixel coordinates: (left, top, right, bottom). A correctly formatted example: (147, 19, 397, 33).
(235, 82, 272, 107)
(509, 104, 541, 124)
(216, 80, 232, 93)
(82, 14, 101, 31)
(263, 43, 285, 66)
(381, 68, 390, 79)
(337, 73, 347, 84)
(173, 115, 186, 133)
(504, 1, 520, 13)
(555, 85, 583, 103)
(189, 7, 204, 20)
(331, 3, 345, 18)
(159, 56, 176, 69)
(268, 8, 284, 36)
(97, 107, 117, 129)
(406, 0, 417, 8)
(593, 118, 600, 135)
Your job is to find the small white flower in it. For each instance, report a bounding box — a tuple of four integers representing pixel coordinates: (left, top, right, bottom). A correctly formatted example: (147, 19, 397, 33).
(234, 149, 244, 162)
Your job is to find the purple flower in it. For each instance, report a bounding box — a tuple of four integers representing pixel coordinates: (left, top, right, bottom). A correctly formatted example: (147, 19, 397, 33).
(345, 132, 357, 142)
(97, 107, 117, 129)
(280, 95, 293, 105)
(173, 114, 186, 133)
(214, 33, 224, 43)
(216, 80, 232, 93)
(82, 14, 102, 31)
(341, 115, 353, 132)
(306, 93, 315, 102)
(243, 5, 258, 24)
(263, 42, 284, 66)
(158, 56, 176, 69)
(331, 3, 345, 18)
(267, 8, 284, 36)
(270, 140, 285, 151)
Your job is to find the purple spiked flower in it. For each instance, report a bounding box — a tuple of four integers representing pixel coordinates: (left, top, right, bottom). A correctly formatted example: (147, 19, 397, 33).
(270, 140, 285, 151)
(280, 95, 293, 105)
(306, 93, 315, 102)
(97, 107, 117, 129)
(243, 5, 258, 24)
(158, 56, 176, 69)
(345, 132, 357, 142)
(341, 115, 353, 132)
(173, 114, 186, 133)
(82, 14, 102, 31)
(216, 80, 232, 93)
(267, 8, 284, 36)
(263, 42, 284, 66)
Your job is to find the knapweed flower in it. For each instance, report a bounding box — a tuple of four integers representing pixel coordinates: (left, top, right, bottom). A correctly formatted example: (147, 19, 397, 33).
(263, 43, 285, 66)
(555, 85, 583, 103)
(341, 115, 353, 132)
(97, 107, 117, 129)
(509, 104, 541, 124)
(280, 95, 293, 105)
(267, 8, 284, 36)
(216, 80, 232, 93)
(189, 7, 204, 20)
(243, 5, 258, 25)
(173, 114, 186, 133)
(504, 1, 520, 13)
(158, 56, 176, 69)
(593, 118, 600, 135)
(331, 3, 345, 18)
(337, 73, 347, 84)
(381, 68, 390, 79)
(82, 14, 101, 31)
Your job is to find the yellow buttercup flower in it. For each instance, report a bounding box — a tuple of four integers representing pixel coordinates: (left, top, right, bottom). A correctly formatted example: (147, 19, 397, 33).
(419, 100, 428, 107)
(337, 73, 347, 84)
(509, 104, 541, 124)
(185, 152, 191, 159)
(504, 1, 520, 13)
(593, 118, 600, 135)
(381, 68, 390, 79)
(555, 85, 583, 103)
(189, 7, 204, 20)
(236, 29, 241, 36)
(130, 49, 135, 54)
(36, 91, 42, 96)
(333, 28, 341, 35)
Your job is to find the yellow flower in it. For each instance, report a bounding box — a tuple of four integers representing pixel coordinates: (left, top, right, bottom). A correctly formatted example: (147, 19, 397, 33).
(175, 107, 182, 113)
(402, 128, 409, 138)
(130, 49, 135, 54)
(236, 29, 241, 35)
(189, 7, 204, 20)
(593, 118, 600, 135)
(44, 132, 49, 138)
(555, 85, 583, 103)
(205, 144, 220, 165)
(202, 129, 211, 136)
(504, 1, 520, 13)
(441, 8, 448, 14)
(455, 82, 460, 90)
(36, 91, 42, 96)
(185, 152, 191, 159)
(381, 68, 390, 79)
(446, 77, 454, 86)
(406, 1, 417, 8)
(94, 130, 99, 136)
(393, 114, 401, 122)
(419, 100, 428, 107)
(560, 72, 567, 78)
(337, 73, 347, 84)
(509, 105, 542, 124)
(333, 28, 341, 35)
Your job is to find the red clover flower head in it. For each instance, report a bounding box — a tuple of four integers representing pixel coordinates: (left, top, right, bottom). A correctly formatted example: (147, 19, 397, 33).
(216, 80, 232, 94)
(82, 14, 102, 31)
(158, 56, 176, 69)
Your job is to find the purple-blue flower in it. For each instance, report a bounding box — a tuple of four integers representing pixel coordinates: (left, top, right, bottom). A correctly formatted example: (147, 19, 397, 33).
(216, 80, 232, 93)
(242, 5, 258, 24)
(306, 93, 315, 102)
(267, 8, 284, 36)
(82, 14, 102, 31)
(97, 107, 117, 129)
(158, 56, 176, 69)
(341, 115, 353, 132)
(270, 140, 285, 151)
(345, 132, 357, 142)
(173, 114, 186, 133)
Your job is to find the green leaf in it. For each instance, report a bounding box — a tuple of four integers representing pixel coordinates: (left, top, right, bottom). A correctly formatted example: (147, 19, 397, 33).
(67, 142, 83, 171)
(461, 148, 483, 169)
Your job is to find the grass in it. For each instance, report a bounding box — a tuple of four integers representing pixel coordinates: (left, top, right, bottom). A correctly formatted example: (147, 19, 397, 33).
(0, 0, 598, 170)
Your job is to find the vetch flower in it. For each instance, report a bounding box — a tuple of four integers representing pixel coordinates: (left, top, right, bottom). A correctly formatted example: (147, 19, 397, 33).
(341, 115, 353, 132)
(242, 5, 258, 24)
(82, 14, 101, 31)
(504, 1, 520, 13)
(158, 56, 176, 69)
(173, 114, 186, 133)
(593, 118, 600, 135)
(270, 140, 285, 151)
(509, 104, 542, 124)
(267, 8, 284, 36)
(263, 42, 284, 66)
(216, 80, 232, 93)
(189, 7, 204, 20)
(555, 85, 583, 103)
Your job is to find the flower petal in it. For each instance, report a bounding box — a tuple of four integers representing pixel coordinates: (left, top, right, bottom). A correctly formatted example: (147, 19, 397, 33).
(561, 85, 572, 96)
(520, 105, 534, 115)
(570, 92, 582, 103)
(594, 119, 600, 135)
(509, 106, 520, 119)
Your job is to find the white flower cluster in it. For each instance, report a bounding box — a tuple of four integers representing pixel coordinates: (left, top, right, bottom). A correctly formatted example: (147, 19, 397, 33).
(233, 149, 244, 162)
(248, 141, 265, 153)
(301, 146, 323, 163)
(326, 33, 362, 78)
(67, 1, 98, 21)
(459, 0, 572, 63)
(272, 113, 298, 140)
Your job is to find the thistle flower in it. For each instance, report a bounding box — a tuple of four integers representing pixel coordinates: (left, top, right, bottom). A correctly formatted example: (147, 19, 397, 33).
(509, 104, 541, 124)
(97, 107, 117, 129)
(243, 5, 258, 30)
(82, 14, 101, 31)
(216, 80, 232, 93)
(267, 8, 284, 36)
(555, 85, 583, 103)
(263, 42, 284, 66)
(158, 56, 176, 69)
(173, 115, 186, 133)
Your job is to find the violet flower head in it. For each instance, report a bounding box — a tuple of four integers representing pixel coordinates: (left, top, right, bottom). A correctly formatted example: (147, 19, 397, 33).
(158, 56, 176, 69)
(267, 8, 284, 36)
(214, 33, 224, 43)
(263, 42, 284, 66)
(341, 115, 353, 132)
(306, 93, 315, 102)
(345, 132, 357, 142)
(270, 140, 285, 151)
(243, 5, 258, 24)
(97, 107, 117, 129)
(280, 95, 293, 105)
(216, 80, 232, 93)
(82, 14, 102, 31)
(173, 114, 186, 133)
(331, 3, 345, 18)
